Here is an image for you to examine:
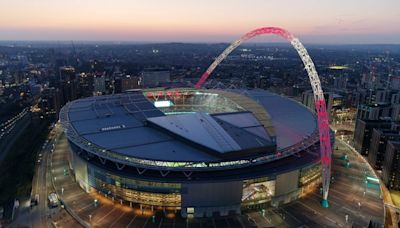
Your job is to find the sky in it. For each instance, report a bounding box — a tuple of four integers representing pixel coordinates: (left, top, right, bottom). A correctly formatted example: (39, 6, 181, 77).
(0, 0, 399, 44)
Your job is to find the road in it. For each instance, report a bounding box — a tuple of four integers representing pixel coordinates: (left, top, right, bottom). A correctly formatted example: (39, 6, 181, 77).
(248, 139, 384, 228)
(47, 133, 384, 228)
(8, 123, 385, 227)
(0, 108, 31, 163)
(8, 123, 80, 228)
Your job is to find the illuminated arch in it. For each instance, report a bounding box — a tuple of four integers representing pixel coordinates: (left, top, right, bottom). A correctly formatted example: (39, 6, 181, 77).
(195, 27, 332, 207)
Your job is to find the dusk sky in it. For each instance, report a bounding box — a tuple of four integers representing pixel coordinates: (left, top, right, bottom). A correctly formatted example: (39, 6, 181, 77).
(1, 0, 399, 44)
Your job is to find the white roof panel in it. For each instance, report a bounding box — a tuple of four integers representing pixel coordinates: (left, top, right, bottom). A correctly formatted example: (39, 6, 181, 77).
(147, 113, 241, 153)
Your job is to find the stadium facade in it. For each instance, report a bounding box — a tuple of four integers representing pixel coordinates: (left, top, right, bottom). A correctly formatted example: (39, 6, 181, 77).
(59, 88, 328, 218)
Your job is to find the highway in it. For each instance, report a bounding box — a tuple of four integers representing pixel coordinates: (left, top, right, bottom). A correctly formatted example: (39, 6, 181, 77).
(0, 108, 30, 163)
(0, 108, 29, 140)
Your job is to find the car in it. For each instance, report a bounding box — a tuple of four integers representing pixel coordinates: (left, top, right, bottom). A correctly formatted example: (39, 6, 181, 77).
(48, 193, 58, 207)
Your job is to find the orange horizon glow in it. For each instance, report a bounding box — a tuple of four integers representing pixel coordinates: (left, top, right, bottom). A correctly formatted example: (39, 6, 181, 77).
(0, 0, 399, 43)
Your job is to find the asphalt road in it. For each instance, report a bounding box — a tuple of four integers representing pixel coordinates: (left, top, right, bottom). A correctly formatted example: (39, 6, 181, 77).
(0, 109, 30, 163)
(8, 123, 80, 228)
(246, 139, 384, 228)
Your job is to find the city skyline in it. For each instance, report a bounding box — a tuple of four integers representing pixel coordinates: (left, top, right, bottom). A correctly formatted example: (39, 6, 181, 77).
(0, 0, 399, 44)
(0, 1, 399, 227)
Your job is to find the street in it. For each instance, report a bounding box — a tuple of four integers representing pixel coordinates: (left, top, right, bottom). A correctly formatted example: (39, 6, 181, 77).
(8, 123, 80, 228)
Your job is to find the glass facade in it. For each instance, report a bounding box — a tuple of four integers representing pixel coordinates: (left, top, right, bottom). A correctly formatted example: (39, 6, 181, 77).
(93, 179, 181, 207)
(87, 166, 182, 207)
(69, 137, 321, 210)
(299, 163, 321, 186)
(242, 177, 276, 206)
(299, 163, 321, 196)
(71, 148, 182, 207)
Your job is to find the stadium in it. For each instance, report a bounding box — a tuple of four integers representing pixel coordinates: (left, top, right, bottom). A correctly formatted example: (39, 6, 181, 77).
(59, 87, 330, 218)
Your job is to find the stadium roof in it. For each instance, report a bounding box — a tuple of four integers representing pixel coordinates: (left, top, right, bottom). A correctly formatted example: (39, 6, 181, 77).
(64, 89, 317, 162)
(244, 90, 317, 149)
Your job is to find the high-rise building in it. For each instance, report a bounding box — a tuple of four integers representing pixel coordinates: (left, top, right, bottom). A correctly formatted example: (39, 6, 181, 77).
(368, 129, 400, 169)
(390, 76, 400, 90)
(353, 119, 392, 155)
(362, 89, 400, 105)
(93, 73, 106, 95)
(79, 73, 94, 98)
(356, 103, 392, 120)
(105, 77, 113, 94)
(59, 66, 76, 82)
(121, 75, 140, 92)
(113, 76, 122, 93)
(382, 141, 400, 190)
(58, 66, 79, 103)
(39, 87, 62, 118)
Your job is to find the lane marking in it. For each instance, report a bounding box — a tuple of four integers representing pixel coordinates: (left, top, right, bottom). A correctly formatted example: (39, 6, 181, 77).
(126, 214, 137, 228)
(76, 202, 94, 212)
(142, 216, 150, 228)
(109, 212, 125, 228)
(158, 218, 163, 228)
(95, 207, 117, 225)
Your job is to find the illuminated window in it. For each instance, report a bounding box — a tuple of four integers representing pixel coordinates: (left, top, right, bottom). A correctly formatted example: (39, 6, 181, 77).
(187, 207, 194, 214)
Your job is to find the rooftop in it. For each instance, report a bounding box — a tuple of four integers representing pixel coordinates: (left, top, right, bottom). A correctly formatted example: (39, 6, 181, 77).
(63, 89, 317, 162)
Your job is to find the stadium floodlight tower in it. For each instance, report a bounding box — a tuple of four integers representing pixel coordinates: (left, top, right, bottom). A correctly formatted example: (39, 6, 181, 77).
(195, 26, 332, 208)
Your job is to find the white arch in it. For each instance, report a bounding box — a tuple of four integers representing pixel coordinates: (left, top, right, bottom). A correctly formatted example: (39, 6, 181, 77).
(195, 27, 332, 206)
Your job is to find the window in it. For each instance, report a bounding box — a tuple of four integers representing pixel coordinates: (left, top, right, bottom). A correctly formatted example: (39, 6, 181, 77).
(187, 207, 194, 214)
